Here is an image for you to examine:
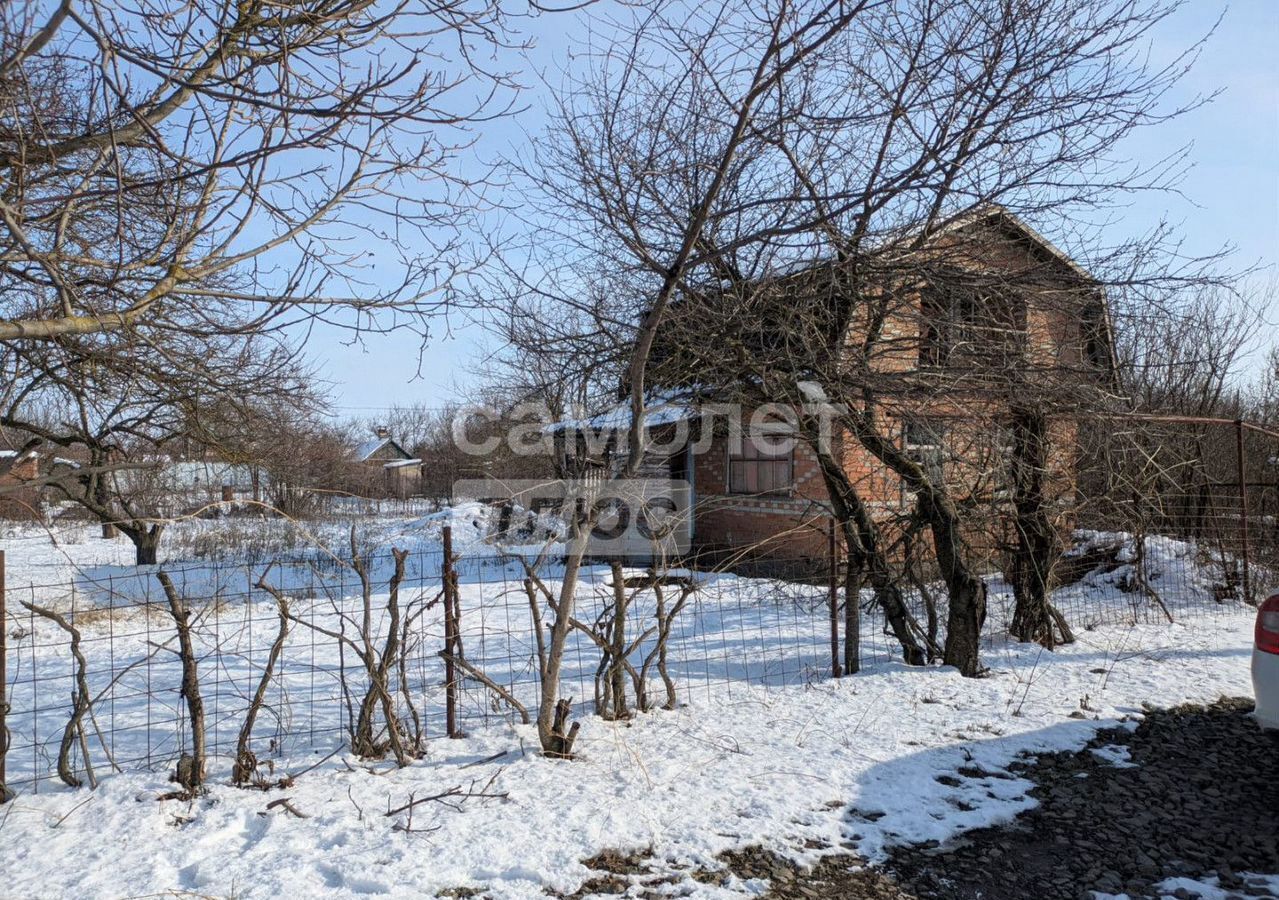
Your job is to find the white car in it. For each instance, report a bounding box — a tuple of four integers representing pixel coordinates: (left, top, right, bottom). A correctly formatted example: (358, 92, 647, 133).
(1254, 591, 1279, 729)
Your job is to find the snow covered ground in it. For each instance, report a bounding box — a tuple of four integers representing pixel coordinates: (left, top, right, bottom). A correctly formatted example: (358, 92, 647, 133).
(0, 501, 499, 603)
(1139, 873, 1279, 900)
(0, 515, 1263, 899)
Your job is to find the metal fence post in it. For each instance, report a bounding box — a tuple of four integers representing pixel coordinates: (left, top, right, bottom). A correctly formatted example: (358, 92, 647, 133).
(1236, 419, 1253, 605)
(827, 522, 842, 679)
(442, 526, 461, 738)
(842, 530, 861, 676)
(1, 549, 8, 802)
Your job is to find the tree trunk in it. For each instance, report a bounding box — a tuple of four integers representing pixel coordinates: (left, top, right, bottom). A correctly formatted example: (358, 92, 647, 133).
(134, 526, 162, 565)
(117, 522, 163, 565)
(92, 476, 117, 538)
(607, 561, 630, 719)
(844, 415, 987, 677)
(919, 489, 987, 677)
(537, 521, 590, 756)
(1007, 409, 1074, 649)
(805, 428, 925, 667)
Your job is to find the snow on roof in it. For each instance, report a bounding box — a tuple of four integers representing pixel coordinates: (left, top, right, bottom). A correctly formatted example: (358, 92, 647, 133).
(545, 395, 698, 434)
(354, 437, 392, 461)
(383, 458, 422, 469)
(353, 430, 415, 461)
(2, 447, 84, 471)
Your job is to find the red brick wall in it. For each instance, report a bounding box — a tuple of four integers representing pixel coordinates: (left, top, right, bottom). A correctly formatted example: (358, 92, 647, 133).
(690, 422, 832, 563)
(0, 454, 41, 520)
(688, 403, 1081, 568)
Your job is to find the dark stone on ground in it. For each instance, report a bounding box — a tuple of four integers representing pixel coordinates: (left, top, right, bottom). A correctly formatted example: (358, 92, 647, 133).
(566, 699, 1278, 899)
(886, 697, 1279, 900)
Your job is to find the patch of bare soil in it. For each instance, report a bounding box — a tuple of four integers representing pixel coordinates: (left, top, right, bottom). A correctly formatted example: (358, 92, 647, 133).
(553, 847, 677, 898)
(714, 846, 914, 899)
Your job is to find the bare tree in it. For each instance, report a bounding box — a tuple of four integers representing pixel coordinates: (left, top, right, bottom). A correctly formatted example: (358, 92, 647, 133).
(1116, 288, 1260, 418)
(0, 0, 524, 345)
(492, 0, 1228, 678)
(259, 419, 358, 518)
(1, 329, 312, 561)
(0, 0, 561, 515)
(1073, 287, 1268, 610)
(482, 0, 884, 753)
(1254, 348, 1279, 426)
(362, 401, 553, 502)
(479, 293, 623, 423)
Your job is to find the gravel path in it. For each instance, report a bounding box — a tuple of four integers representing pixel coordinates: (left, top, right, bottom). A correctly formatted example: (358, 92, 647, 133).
(707, 698, 1279, 900)
(884, 698, 1278, 900)
(566, 698, 1277, 898)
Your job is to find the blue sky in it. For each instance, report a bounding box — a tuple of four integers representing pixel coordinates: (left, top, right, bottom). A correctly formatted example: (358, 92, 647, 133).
(310, 0, 1279, 419)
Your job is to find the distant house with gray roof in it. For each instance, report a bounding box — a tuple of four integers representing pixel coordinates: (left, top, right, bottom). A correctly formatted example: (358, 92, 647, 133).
(353, 426, 421, 498)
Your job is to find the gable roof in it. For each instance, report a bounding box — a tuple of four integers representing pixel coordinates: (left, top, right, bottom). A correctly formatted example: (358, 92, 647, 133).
(761, 205, 1096, 285)
(923, 206, 1095, 282)
(354, 436, 412, 462)
(939, 206, 1118, 378)
(643, 204, 1118, 396)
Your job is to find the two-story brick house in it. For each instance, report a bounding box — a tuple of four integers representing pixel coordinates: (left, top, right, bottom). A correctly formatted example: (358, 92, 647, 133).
(559, 207, 1114, 570)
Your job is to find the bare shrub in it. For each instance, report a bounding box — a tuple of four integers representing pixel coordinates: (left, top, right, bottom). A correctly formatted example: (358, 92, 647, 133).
(235, 576, 293, 787)
(276, 531, 426, 766)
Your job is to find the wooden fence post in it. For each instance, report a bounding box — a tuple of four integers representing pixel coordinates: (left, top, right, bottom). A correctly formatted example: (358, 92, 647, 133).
(828, 522, 842, 679)
(442, 526, 461, 739)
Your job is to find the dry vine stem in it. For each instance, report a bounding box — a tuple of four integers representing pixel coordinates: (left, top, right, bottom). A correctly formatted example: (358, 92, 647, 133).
(438, 650, 530, 724)
(636, 574, 697, 711)
(19, 601, 96, 788)
(237, 571, 294, 785)
(281, 532, 418, 766)
(155, 572, 207, 790)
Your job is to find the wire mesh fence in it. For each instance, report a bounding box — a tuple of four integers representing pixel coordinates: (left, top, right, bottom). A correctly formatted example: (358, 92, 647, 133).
(0, 536, 1257, 795)
(0, 416, 1274, 797)
(1074, 416, 1279, 610)
(0, 540, 912, 792)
